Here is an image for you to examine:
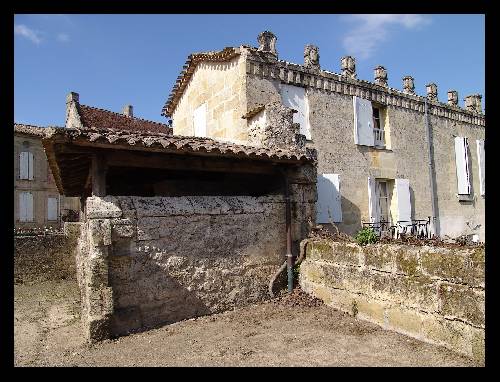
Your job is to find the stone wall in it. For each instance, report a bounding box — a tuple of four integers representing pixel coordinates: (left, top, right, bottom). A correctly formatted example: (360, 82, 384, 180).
(299, 239, 485, 363)
(14, 223, 81, 284)
(77, 190, 315, 341)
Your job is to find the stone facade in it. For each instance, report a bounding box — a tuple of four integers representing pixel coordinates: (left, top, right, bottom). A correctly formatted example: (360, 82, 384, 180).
(14, 125, 80, 228)
(299, 239, 485, 363)
(167, 34, 485, 241)
(77, 191, 316, 341)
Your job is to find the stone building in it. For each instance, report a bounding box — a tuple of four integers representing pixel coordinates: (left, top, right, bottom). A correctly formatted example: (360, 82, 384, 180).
(14, 123, 80, 229)
(44, 92, 315, 340)
(164, 31, 485, 241)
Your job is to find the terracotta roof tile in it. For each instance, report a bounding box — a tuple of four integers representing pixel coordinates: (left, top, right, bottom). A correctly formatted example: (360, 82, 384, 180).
(78, 104, 172, 134)
(14, 123, 47, 137)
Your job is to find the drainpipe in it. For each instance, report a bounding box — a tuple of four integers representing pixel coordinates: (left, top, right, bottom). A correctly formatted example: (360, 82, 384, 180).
(424, 98, 439, 237)
(280, 168, 294, 293)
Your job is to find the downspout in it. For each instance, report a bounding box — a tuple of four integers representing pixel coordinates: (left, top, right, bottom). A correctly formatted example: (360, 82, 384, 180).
(424, 98, 439, 237)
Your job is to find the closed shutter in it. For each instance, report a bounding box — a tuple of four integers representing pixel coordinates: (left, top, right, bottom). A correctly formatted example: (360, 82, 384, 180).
(454, 137, 471, 195)
(367, 177, 379, 223)
(395, 179, 411, 224)
(353, 96, 375, 146)
(19, 152, 28, 179)
(28, 152, 34, 180)
(193, 103, 207, 137)
(48, 197, 58, 221)
(280, 84, 311, 139)
(477, 139, 485, 196)
(19, 192, 33, 222)
(316, 174, 342, 223)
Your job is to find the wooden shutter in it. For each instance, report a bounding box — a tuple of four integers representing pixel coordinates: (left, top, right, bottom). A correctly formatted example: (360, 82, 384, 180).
(19, 192, 33, 222)
(28, 152, 34, 180)
(193, 103, 207, 137)
(477, 139, 485, 196)
(353, 96, 375, 146)
(454, 137, 471, 195)
(19, 192, 26, 221)
(395, 179, 411, 224)
(19, 152, 28, 179)
(367, 177, 379, 223)
(47, 197, 58, 221)
(316, 174, 342, 223)
(280, 84, 311, 139)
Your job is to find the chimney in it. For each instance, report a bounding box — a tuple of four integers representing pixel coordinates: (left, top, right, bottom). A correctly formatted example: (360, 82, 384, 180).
(426, 83, 438, 101)
(341, 56, 356, 79)
(123, 105, 133, 118)
(447, 90, 458, 106)
(65, 91, 83, 129)
(66, 91, 79, 104)
(374, 66, 388, 87)
(402, 76, 415, 95)
(257, 31, 278, 58)
(464, 94, 482, 113)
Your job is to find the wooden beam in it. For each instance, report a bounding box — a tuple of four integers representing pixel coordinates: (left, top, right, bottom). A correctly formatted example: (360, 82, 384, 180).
(91, 154, 107, 196)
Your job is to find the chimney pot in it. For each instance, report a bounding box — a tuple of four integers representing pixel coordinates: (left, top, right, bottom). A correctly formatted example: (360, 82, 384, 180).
(66, 92, 79, 104)
(123, 105, 133, 117)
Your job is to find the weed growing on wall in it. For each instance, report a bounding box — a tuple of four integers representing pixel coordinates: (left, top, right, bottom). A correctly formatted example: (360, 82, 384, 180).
(355, 227, 378, 246)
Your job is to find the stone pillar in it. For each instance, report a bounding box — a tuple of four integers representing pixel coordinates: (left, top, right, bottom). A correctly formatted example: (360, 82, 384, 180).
(122, 105, 133, 117)
(402, 76, 415, 95)
(464, 94, 482, 113)
(374, 66, 388, 87)
(447, 90, 458, 106)
(304, 45, 320, 70)
(426, 83, 438, 101)
(257, 31, 278, 58)
(341, 56, 356, 78)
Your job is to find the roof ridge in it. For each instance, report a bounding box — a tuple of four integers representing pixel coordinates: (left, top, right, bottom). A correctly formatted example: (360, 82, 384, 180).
(80, 104, 170, 126)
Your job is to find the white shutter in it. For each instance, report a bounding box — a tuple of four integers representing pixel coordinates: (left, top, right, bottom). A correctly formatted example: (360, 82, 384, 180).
(280, 84, 311, 139)
(395, 179, 411, 224)
(19, 152, 28, 179)
(19, 192, 33, 222)
(48, 197, 58, 221)
(193, 103, 207, 137)
(477, 139, 485, 196)
(316, 174, 342, 223)
(353, 96, 375, 146)
(454, 137, 471, 195)
(28, 152, 34, 180)
(367, 177, 379, 223)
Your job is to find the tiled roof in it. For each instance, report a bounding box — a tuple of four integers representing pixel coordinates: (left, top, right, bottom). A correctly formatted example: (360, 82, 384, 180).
(161, 47, 240, 117)
(78, 104, 172, 134)
(14, 123, 47, 137)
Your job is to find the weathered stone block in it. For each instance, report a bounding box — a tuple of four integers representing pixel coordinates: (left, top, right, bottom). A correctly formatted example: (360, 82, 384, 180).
(468, 248, 485, 289)
(87, 286, 114, 317)
(364, 244, 394, 273)
(133, 197, 170, 217)
(439, 283, 485, 326)
(86, 196, 122, 219)
(386, 306, 423, 337)
(420, 247, 469, 283)
(421, 314, 472, 357)
(187, 196, 231, 215)
(471, 327, 485, 364)
(356, 295, 386, 326)
(86, 316, 111, 343)
(111, 306, 142, 336)
(300, 261, 325, 284)
(88, 219, 112, 247)
(137, 217, 160, 241)
(64, 222, 83, 239)
(116, 196, 136, 219)
(394, 246, 421, 276)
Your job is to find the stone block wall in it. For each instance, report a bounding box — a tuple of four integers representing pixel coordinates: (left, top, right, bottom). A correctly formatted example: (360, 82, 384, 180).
(14, 222, 81, 284)
(77, 192, 315, 341)
(299, 239, 485, 363)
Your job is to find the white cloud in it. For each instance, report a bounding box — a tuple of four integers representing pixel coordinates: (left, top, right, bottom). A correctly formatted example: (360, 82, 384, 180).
(342, 14, 430, 59)
(57, 33, 70, 43)
(14, 24, 43, 45)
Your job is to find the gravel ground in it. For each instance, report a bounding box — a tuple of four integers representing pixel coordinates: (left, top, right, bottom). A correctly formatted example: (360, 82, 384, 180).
(14, 280, 480, 367)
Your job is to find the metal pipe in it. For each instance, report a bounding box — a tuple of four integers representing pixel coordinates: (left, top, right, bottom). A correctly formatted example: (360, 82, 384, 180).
(424, 98, 439, 237)
(283, 169, 294, 293)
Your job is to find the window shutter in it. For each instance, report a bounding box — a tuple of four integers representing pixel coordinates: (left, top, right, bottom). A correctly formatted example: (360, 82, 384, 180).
(477, 139, 485, 196)
(19, 152, 28, 179)
(28, 152, 34, 180)
(316, 174, 342, 223)
(280, 84, 311, 139)
(367, 177, 379, 223)
(454, 137, 471, 195)
(353, 96, 375, 146)
(395, 179, 411, 224)
(19, 192, 33, 222)
(26, 192, 33, 221)
(193, 103, 207, 137)
(48, 197, 58, 221)
(19, 193, 26, 221)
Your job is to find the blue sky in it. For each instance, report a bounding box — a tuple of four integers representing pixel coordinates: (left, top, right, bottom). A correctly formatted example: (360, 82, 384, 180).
(14, 14, 485, 127)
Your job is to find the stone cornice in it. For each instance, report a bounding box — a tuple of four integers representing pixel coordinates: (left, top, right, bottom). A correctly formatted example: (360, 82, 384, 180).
(245, 53, 485, 128)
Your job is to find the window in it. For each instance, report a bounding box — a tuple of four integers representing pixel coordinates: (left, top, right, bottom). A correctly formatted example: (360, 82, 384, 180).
(47, 197, 58, 221)
(19, 192, 33, 222)
(316, 174, 342, 223)
(19, 151, 34, 180)
(454, 137, 471, 196)
(477, 139, 485, 196)
(193, 103, 207, 137)
(368, 177, 410, 224)
(280, 84, 311, 140)
(376, 180, 389, 223)
(353, 96, 387, 148)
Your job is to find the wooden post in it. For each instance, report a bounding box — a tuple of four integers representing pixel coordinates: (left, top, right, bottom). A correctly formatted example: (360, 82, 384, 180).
(91, 154, 107, 196)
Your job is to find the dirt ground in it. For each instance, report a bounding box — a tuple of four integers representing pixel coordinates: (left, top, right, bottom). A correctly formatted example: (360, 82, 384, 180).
(14, 280, 480, 367)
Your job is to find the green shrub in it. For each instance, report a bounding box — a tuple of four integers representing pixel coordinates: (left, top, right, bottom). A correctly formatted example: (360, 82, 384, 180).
(355, 227, 378, 246)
